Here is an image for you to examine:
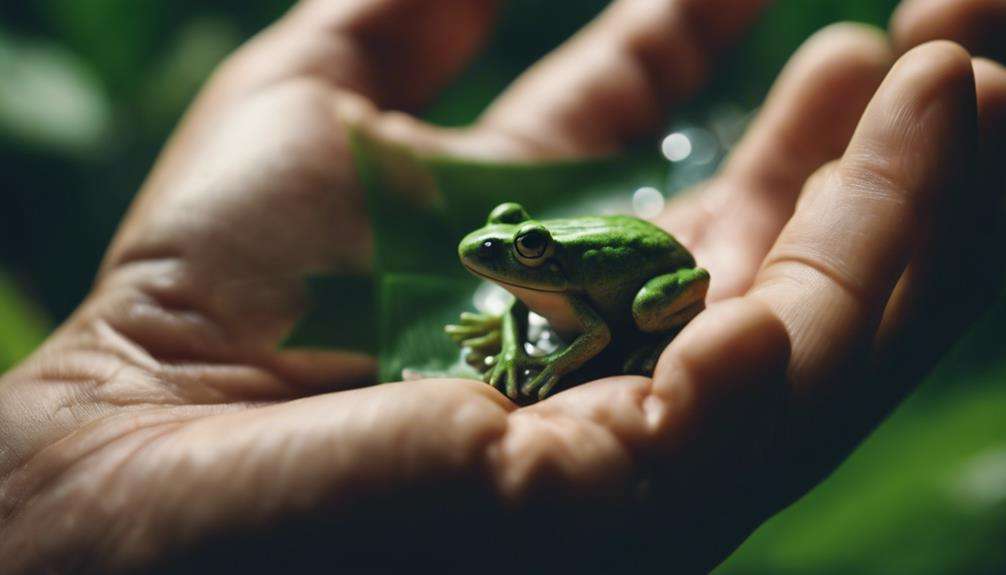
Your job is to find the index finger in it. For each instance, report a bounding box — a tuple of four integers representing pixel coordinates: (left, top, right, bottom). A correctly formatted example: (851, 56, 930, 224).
(745, 42, 978, 483)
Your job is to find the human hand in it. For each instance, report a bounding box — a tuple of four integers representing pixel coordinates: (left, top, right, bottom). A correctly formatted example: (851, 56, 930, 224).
(2, 0, 1005, 573)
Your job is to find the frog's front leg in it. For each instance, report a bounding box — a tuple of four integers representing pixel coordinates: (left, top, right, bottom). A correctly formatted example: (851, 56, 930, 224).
(484, 298, 533, 400)
(445, 312, 502, 372)
(632, 268, 710, 334)
(521, 296, 611, 400)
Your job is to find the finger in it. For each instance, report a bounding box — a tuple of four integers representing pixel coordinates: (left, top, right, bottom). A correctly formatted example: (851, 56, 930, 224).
(497, 298, 788, 570)
(153, 0, 502, 185)
(38, 379, 514, 570)
(516, 299, 788, 488)
(666, 24, 892, 301)
(114, 0, 503, 286)
(891, 0, 1006, 61)
(975, 57, 1006, 143)
(975, 57, 1006, 194)
(9, 319, 784, 572)
(874, 57, 1006, 384)
(749, 41, 977, 402)
(474, 0, 771, 158)
(723, 24, 892, 196)
(211, 0, 502, 112)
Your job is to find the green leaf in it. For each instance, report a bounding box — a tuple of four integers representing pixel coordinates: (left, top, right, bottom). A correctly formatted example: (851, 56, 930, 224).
(284, 127, 674, 382)
(323, 128, 669, 383)
(377, 273, 482, 383)
(718, 379, 1006, 575)
(0, 269, 50, 373)
(283, 275, 378, 354)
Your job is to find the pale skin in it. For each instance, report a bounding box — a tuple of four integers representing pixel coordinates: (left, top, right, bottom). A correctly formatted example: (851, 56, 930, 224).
(1, 0, 1006, 573)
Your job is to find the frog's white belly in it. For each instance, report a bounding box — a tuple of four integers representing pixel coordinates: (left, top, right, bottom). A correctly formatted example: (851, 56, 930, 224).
(503, 285, 584, 336)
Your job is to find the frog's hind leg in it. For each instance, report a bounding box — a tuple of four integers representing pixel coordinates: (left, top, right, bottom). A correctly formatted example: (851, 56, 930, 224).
(622, 334, 676, 376)
(632, 268, 710, 334)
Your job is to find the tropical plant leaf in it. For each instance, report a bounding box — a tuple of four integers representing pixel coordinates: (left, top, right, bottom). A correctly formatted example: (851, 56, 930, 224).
(0, 269, 50, 373)
(718, 377, 1006, 575)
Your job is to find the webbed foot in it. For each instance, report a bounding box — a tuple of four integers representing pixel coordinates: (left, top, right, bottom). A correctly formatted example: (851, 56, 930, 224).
(485, 352, 547, 401)
(520, 365, 562, 401)
(445, 312, 503, 373)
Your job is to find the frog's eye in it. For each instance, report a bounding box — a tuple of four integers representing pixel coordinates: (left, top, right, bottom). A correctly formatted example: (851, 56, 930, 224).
(488, 203, 530, 225)
(514, 227, 552, 263)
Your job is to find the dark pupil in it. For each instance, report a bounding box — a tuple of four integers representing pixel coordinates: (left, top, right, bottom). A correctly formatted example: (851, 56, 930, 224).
(517, 232, 546, 258)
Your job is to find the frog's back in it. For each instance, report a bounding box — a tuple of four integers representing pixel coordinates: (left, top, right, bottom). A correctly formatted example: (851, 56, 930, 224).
(545, 215, 694, 325)
(547, 215, 693, 278)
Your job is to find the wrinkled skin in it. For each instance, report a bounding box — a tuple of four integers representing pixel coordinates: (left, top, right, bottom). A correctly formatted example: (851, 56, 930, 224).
(1, 0, 1006, 573)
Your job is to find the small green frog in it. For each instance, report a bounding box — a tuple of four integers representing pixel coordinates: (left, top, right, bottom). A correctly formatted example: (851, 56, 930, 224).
(446, 202, 709, 402)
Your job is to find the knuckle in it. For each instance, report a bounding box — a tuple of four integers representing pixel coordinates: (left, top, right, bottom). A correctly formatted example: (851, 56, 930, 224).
(800, 22, 892, 74)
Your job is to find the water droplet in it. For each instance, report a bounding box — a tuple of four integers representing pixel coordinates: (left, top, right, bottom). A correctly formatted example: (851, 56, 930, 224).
(680, 128, 718, 166)
(661, 132, 692, 162)
(632, 187, 665, 220)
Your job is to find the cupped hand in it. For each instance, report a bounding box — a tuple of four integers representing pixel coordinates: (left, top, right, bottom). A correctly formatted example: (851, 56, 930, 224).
(2, 0, 1006, 573)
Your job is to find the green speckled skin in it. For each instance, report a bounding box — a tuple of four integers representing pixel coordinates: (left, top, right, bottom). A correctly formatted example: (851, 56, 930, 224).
(446, 203, 709, 402)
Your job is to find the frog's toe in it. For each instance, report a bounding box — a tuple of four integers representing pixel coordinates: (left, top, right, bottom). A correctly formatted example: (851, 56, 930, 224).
(622, 348, 648, 374)
(503, 365, 518, 400)
(536, 376, 562, 400)
(464, 349, 490, 372)
(445, 323, 480, 339)
(488, 364, 509, 392)
(459, 312, 502, 329)
(461, 330, 501, 352)
(448, 323, 498, 345)
(520, 368, 553, 397)
(640, 352, 661, 376)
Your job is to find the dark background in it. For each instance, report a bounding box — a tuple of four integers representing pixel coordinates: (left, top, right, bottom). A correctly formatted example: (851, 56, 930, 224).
(2, 1, 1004, 573)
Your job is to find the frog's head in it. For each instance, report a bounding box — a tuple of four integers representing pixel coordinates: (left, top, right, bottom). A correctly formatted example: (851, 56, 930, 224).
(458, 203, 567, 292)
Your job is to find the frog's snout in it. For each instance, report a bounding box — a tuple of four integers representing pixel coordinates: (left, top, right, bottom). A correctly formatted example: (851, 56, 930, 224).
(475, 239, 502, 261)
(459, 231, 512, 280)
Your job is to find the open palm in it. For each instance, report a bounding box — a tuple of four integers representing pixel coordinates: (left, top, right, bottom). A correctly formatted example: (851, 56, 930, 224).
(2, 0, 1005, 573)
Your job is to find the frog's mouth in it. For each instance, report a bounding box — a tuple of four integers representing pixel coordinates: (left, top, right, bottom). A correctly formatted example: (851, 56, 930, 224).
(461, 262, 566, 293)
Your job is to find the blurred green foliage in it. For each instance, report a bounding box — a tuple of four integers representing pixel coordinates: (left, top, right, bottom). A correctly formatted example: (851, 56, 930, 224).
(1, 1, 1004, 573)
